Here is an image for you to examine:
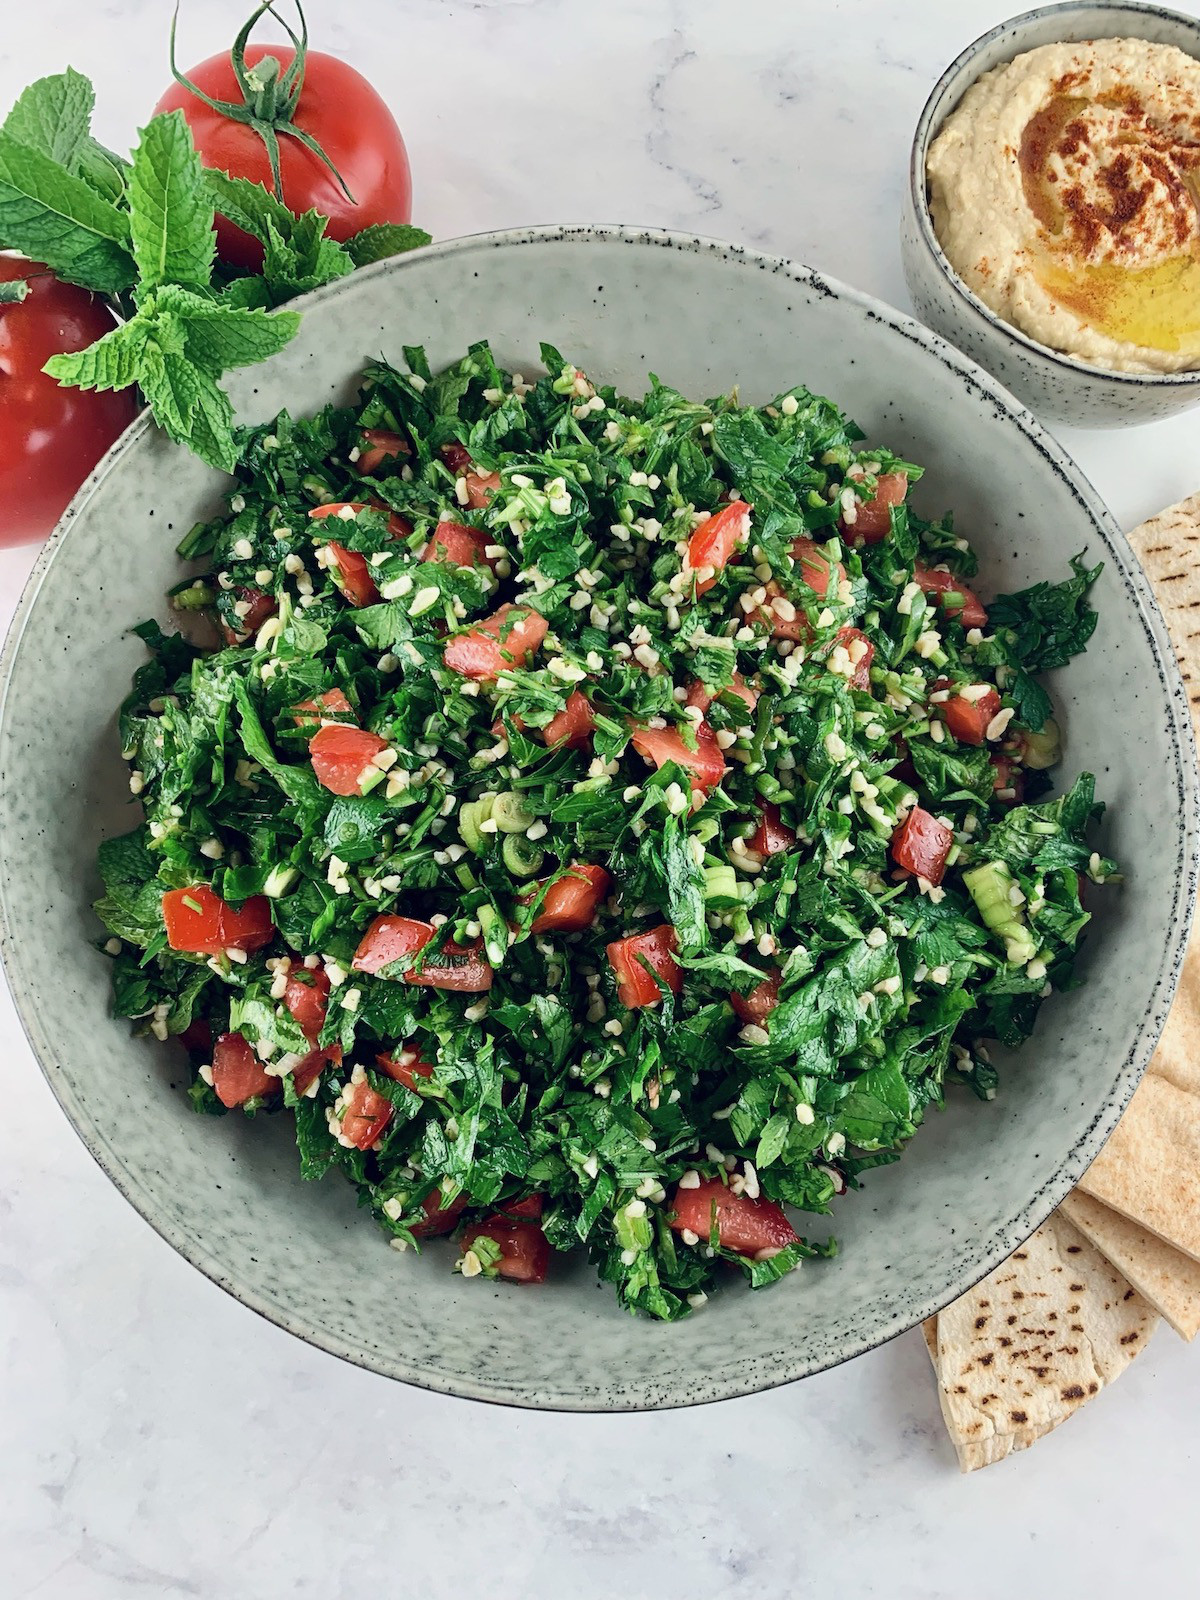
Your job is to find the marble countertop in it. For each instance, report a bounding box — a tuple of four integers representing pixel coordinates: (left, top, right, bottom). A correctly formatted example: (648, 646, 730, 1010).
(1, 2, 1197, 1594)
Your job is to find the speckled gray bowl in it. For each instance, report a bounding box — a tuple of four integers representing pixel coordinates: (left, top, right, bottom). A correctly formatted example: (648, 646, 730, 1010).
(901, 2, 1200, 428)
(1, 226, 1196, 1410)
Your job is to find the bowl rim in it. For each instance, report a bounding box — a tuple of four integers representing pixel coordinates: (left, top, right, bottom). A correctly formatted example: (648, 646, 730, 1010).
(908, 0, 1200, 388)
(2, 221, 1197, 1409)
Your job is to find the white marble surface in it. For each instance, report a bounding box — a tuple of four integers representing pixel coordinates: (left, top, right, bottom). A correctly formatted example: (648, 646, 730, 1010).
(1, 1, 1197, 1593)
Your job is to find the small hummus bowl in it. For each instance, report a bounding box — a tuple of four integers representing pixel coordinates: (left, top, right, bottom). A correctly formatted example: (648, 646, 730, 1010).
(901, 1, 1200, 428)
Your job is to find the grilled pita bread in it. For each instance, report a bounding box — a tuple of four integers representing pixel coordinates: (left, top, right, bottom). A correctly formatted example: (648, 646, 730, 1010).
(1061, 1189, 1200, 1340)
(930, 1213, 1156, 1472)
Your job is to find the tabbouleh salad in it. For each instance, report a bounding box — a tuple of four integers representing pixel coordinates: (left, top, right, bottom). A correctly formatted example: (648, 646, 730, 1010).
(95, 341, 1114, 1319)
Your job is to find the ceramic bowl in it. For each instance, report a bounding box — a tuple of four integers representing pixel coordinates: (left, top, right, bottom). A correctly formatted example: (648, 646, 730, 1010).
(901, 1, 1200, 428)
(1, 226, 1196, 1410)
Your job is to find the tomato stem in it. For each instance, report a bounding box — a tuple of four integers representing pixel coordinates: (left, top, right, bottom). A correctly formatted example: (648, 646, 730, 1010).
(168, 0, 356, 208)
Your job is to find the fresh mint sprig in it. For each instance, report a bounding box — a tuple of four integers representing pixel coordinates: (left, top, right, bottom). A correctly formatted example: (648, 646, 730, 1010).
(0, 69, 431, 472)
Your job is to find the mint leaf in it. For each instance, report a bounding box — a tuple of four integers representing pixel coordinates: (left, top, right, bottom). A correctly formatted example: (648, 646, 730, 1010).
(127, 112, 215, 292)
(2, 69, 94, 169)
(44, 315, 149, 390)
(346, 223, 431, 266)
(0, 278, 29, 304)
(153, 283, 299, 373)
(0, 131, 134, 293)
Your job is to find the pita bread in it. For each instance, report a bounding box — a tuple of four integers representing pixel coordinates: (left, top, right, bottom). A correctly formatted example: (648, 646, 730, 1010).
(1126, 491, 1200, 726)
(1077, 1073, 1200, 1263)
(931, 1213, 1157, 1472)
(1061, 1189, 1200, 1340)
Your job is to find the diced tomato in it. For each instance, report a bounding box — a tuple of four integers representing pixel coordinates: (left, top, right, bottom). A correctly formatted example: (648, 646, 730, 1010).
(327, 543, 380, 607)
(309, 500, 412, 540)
(748, 802, 795, 856)
(284, 968, 331, 1043)
(890, 806, 954, 885)
(991, 753, 1025, 804)
(409, 937, 494, 993)
(914, 564, 987, 629)
(530, 863, 611, 933)
(411, 1186, 468, 1239)
(220, 586, 276, 645)
(461, 1217, 551, 1283)
(352, 914, 434, 974)
(670, 1176, 799, 1256)
(543, 689, 596, 749)
(730, 969, 781, 1026)
(291, 1045, 337, 1099)
(937, 682, 1001, 747)
(376, 1045, 434, 1093)
(291, 687, 355, 727)
(338, 1074, 393, 1151)
(443, 604, 548, 681)
(441, 443, 501, 508)
(629, 719, 726, 794)
(496, 1194, 544, 1220)
(840, 471, 909, 544)
(686, 499, 752, 593)
(308, 722, 389, 794)
(835, 626, 874, 690)
(685, 672, 757, 716)
(352, 915, 494, 991)
(422, 520, 498, 573)
(211, 1031, 277, 1108)
(163, 885, 274, 954)
(357, 428, 409, 475)
(606, 923, 681, 1008)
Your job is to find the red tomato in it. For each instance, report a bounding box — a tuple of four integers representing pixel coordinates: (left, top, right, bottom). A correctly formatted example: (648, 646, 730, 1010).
(686, 500, 752, 593)
(352, 914, 433, 974)
(163, 885, 274, 954)
(496, 1194, 544, 1220)
(284, 968, 330, 1042)
(834, 626, 874, 690)
(0, 256, 138, 547)
(411, 1186, 468, 1240)
(422, 520, 497, 573)
(629, 719, 726, 794)
(530, 864, 611, 933)
(730, 970, 782, 1026)
(154, 43, 412, 272)
(890, 807, 954, 885)
(685, 673, 757, 716)
(914, 564, 988, 629)
(938, 684, 1001, 747)
(442, 605, 548, 681)
(670, 1176, 799, 1255)
(337, 1074, 393, 1151)
(606, 924, 681, 1008)
(748, 802, 795, 857)
(543, 689, 596, 749)
(352, 916, 493, 991)
(462, 1218, 551, 1283)
(290, 1044, 337, 1099)
(308, 723, 388, 794)
(991, 753, 1025, 804)
(357, 429, 409, 475)
(840, 471, 909, 544)
(309, 501, 411, 539)
(376, 1045, 434, 1093)
(291, 687, 355, 727)
(219, 586, 276, 644)
(211, 1031, 277, 1108)
(442, 444, 500, 508)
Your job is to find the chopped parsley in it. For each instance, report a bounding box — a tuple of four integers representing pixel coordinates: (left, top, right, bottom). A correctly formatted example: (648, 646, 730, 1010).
(95, 342, 1116, 1320)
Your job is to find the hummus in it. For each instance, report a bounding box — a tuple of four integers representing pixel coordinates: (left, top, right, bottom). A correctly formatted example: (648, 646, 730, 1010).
(927, 38, 1200, 373)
